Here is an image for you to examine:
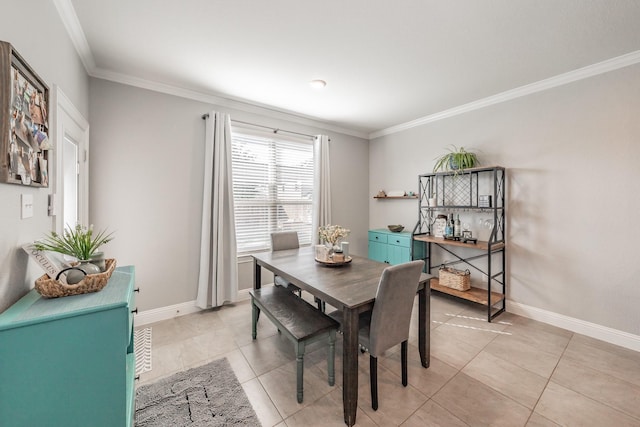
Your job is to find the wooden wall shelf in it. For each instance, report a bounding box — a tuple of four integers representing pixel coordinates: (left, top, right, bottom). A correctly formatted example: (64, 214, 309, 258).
(373, 196, 418, 199)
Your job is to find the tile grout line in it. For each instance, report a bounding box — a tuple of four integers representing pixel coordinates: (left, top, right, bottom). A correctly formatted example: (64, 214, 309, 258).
(526, 330, 574, 425)
(547, 335, 640, 422)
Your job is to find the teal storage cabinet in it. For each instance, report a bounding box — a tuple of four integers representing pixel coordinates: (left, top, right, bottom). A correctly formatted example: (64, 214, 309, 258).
(368, 229, 420, 265)
(368, 230, 388, 263)
(0, 266, 136, 427)
(387, 233, 411, 265)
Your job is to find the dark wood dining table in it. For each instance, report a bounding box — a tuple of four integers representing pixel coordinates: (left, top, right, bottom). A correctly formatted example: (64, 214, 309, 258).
(252, 246, 432, 426)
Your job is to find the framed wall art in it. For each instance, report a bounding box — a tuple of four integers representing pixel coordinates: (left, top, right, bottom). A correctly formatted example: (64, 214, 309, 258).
(0, 41, 50, 187)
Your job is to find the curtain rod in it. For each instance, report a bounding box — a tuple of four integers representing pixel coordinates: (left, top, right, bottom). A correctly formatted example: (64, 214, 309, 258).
(201, 114, 316, 139)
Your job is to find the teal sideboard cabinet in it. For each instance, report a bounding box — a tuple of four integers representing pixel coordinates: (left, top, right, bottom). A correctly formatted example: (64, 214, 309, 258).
(0, 266, 137, 427)
(368, 229, 423, 265)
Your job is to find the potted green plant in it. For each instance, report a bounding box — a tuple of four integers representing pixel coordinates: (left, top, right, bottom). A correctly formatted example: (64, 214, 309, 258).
(433, 145, 479, 173)
(35, 224, 114, 282)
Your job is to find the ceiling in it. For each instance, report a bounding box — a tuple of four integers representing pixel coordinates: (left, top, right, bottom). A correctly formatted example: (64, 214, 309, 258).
(63, 0, 640, 138)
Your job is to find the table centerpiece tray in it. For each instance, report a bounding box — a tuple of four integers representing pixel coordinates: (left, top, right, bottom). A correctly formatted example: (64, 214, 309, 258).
(315, 256, 352, 267)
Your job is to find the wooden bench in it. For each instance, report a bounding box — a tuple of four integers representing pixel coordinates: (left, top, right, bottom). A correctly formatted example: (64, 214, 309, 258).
(249, 286, 339, 403)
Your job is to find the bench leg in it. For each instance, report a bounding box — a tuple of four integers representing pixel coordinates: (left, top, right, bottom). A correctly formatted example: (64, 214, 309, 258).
(328, 330, 336, 386)
(251, 300, 258, 340)
(296, 341, 306, 403)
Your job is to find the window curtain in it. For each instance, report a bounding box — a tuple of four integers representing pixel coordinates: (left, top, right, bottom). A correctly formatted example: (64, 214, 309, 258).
(196, 111, 238, 309)
(312, 135, 331, 243)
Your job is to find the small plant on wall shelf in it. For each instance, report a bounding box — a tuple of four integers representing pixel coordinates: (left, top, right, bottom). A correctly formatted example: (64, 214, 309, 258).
(433, 145, 478, 174)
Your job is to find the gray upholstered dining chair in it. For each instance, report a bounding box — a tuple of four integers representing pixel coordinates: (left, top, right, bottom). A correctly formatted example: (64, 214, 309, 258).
(271, 231, 326, 311)
(270, 231, 302, 295)
(329, 259, 424, 410)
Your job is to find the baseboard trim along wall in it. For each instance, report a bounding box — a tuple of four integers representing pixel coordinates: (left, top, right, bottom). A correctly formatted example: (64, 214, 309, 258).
(135, 289, 252, 326)
(507, 299, 640, 352)
(134, 300, 202, 326)
(135, 293, 639, 353)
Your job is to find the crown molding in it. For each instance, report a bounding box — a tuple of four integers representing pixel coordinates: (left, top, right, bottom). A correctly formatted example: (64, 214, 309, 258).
(54, 0, 368, 140)
(56, 0, 640, 142)
(53, 0, 96, 73)
(90, 68, 369, 139)
(369, 50, 640, 139)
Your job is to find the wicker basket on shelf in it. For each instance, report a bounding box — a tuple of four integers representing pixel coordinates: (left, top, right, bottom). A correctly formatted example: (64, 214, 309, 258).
(35, 258, 117, 298)
(438, 265, 470, 291)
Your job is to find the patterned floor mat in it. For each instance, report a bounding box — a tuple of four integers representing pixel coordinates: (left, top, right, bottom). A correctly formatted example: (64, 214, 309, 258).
(134, 327, 152, 375)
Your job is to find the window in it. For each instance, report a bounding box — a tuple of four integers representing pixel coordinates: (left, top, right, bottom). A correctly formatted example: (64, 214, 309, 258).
(231, 130, 314, 255)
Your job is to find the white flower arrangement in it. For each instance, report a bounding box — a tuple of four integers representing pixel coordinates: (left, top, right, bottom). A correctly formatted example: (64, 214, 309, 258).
(318, 224, 350, 246)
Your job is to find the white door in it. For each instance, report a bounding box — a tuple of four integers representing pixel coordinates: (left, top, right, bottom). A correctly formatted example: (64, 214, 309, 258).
(54, 86, 89, 234)
(62, 135, 79, 228)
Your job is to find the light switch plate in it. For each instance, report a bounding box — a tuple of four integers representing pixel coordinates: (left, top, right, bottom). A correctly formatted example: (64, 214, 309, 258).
(21, 194, 33, 219)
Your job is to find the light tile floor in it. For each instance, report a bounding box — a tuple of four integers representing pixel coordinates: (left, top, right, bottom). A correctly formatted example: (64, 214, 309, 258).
(136, 291, 640, 426)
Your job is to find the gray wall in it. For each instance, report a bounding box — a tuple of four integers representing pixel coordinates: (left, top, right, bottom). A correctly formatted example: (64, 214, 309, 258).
(369, 63, 640, 336)
(0, 3, 90, 312)
(89, 78, 369, 311)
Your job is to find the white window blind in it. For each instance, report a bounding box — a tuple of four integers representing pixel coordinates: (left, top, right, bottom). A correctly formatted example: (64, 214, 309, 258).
(231, 131, 314, 255)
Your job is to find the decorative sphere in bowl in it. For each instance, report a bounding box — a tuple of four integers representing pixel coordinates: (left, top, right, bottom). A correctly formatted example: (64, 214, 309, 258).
(387, 224, 404, 232)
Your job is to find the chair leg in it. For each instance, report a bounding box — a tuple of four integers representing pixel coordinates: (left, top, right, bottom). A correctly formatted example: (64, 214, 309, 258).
(370, 355, 378, 411)
(296, 341, 306, 403)
(401, 340, 408, 386)
(314, 297, 326, 312)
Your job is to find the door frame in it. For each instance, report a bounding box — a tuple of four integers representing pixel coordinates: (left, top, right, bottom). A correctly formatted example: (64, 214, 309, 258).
(52, 85, 90, 233)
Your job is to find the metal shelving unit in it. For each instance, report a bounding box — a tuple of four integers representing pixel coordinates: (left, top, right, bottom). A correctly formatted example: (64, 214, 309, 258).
(412, 166, 506, 322)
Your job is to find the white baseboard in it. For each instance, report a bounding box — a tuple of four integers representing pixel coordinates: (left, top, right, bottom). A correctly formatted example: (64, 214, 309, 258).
(134, 288, 252, 326)
(507, 299, 640, 352)
(134, 300, 202, 326)
(135, 293, 639, 353)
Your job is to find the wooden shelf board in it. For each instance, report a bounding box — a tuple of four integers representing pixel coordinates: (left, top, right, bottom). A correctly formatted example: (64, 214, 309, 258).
(373, 196, 418, 199)
(413, 234, 505, 251)
(430, 279, 505, 306)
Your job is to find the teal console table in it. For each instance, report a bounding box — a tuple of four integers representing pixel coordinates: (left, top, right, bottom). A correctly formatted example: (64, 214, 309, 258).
(368, 229, 423, 265)
(0, 266, 136, 427)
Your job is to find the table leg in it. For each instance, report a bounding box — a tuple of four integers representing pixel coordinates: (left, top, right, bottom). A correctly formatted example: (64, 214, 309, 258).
(253, 259, 262, 290)
(418, 285, 430, 368)
(253, 259, 261, 320)
(343, 308, 359, 426)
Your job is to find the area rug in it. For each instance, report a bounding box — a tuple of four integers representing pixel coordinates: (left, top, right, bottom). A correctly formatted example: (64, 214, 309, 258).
(134, 327, 152, 375)
(135, 358, 260, 426)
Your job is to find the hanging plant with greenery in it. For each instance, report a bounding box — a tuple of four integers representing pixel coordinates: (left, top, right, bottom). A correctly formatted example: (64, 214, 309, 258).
(433, 145, 479, 173)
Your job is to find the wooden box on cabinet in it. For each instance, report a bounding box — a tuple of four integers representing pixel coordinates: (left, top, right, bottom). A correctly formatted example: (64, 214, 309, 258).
(0, 266, 137, 426)
(0, 40, 50, 187)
